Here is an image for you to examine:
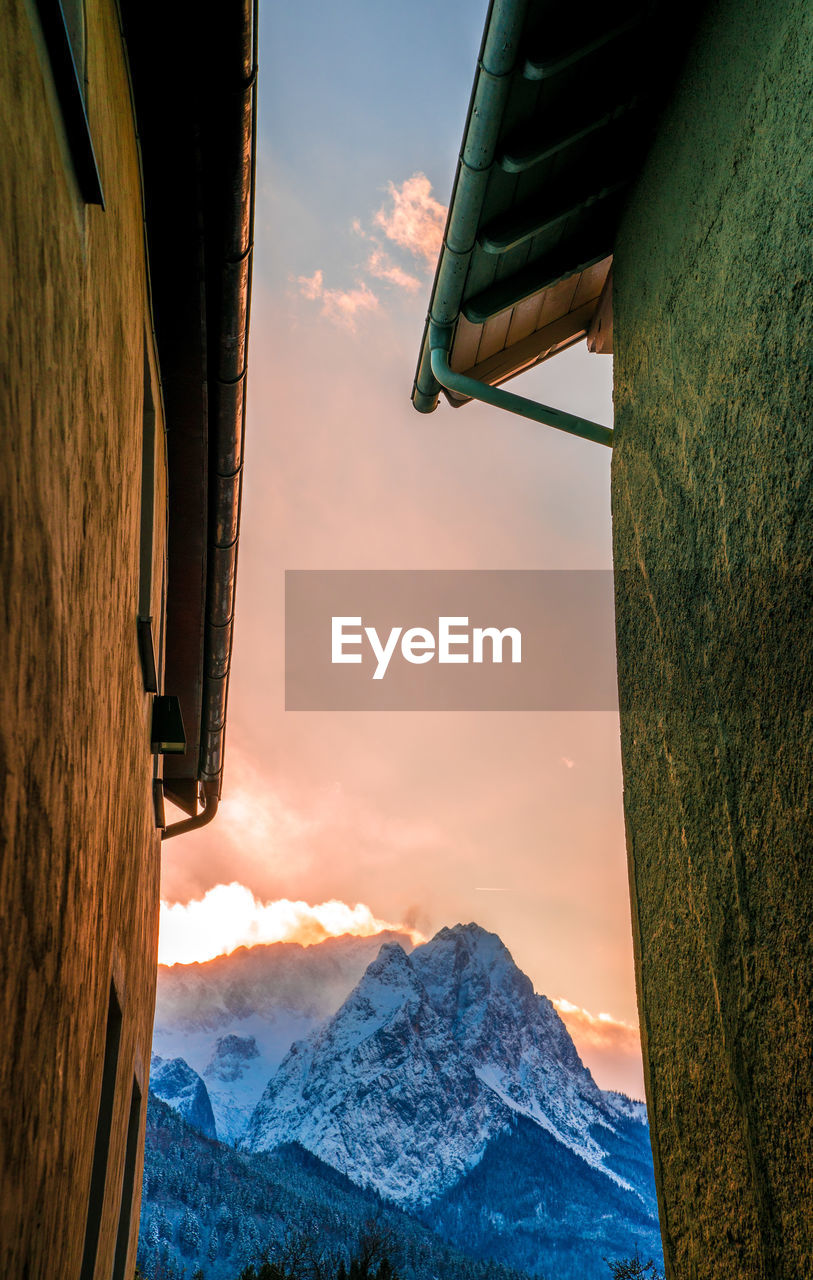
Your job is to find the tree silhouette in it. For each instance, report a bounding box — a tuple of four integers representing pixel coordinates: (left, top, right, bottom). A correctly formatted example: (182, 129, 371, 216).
(604, 1247, 664, 1279)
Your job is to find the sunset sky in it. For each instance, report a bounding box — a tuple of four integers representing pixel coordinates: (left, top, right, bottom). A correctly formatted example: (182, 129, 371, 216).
(160, 0, 642, 1095)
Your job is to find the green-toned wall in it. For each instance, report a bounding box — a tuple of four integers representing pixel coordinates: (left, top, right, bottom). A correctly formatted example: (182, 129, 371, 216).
(0, 0, 165, 1274)
(612, 1, 812, 1277)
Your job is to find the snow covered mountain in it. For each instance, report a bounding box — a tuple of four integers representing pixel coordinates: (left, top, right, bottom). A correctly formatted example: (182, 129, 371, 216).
(152, 929, 415, 1142)
(149, 1055, 216, 1140)
(203, 1034, 270, 1145)
(240, 923, 661, 1278)
(149, 923, 660, 1279)
(139, 1094, 539, 1280)
(244, 923, 646, 1209)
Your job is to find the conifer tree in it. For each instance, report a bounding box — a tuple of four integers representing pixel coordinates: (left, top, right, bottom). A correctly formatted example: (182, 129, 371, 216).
(178, 1206, 202, 1256)
(605, 1249, 663, 1279)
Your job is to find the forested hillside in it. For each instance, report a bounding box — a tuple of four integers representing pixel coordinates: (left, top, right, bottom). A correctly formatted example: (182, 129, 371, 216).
(138, 1094, 540, 1280)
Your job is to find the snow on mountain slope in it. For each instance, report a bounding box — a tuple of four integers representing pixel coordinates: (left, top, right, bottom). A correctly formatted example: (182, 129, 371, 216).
(154, 930, 416, 1037)
(243, 924, 649, 1208)
(151, 929, 414, 1141)
(202, 1035, 271, 1145)
(150, 1055, 217, 1140)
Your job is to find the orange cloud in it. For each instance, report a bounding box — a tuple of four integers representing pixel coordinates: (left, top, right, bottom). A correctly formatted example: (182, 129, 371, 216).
(554, 998, 645, 1099)
(295, 269, 380, 331)
(293, 173, 443, 326)
(366, 248, 422, 293)
(158, 882, 424, 966)
(320, 281, 380, 329)
(296, 268, 324, 300)
(373, 173, 447, 266)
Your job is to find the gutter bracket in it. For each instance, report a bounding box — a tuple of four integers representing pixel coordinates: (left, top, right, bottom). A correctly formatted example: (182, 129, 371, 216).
(428, 323, 613, 448)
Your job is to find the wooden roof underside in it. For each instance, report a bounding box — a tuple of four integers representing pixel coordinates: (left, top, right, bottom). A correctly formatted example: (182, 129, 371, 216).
(413, 0, 700, 412)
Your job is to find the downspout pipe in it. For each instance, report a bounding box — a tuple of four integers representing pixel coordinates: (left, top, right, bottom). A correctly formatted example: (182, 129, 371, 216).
(163, 781, 220, 841)
(429, 324, 613, 447)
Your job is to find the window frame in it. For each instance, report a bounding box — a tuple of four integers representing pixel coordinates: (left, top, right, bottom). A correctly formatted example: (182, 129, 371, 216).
(34, 0, 104, 206)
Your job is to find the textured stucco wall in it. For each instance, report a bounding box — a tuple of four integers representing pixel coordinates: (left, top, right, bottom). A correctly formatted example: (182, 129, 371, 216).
(0, 0, 165, 1274)
(612, 1, 812, 1277)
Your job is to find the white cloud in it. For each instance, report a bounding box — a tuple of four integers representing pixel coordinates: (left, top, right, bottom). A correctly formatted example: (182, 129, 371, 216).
(158, 882, 424, 966)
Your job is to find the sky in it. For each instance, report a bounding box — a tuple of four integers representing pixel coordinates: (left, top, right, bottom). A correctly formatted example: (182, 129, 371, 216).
(160, 0, 644, 1097)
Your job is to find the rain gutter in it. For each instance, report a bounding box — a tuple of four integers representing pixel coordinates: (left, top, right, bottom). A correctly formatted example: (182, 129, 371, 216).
(411, 0, 613, 448)
(163, 0, 257, 839)
(412, 0, 528, 416)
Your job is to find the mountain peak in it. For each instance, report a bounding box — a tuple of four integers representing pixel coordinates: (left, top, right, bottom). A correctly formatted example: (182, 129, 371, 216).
(409, 922, 530, 1029)
(204, 1034, 260, 1083)
(429, 921, 513, 963)
(368, 940, 411, 971)
(150, 1054, 217, 1140)
(296, 939, 428, 1065)
(245, 920, 632, 1210)
(353, 941, 418, 1003)
(441, 921, 493, 937)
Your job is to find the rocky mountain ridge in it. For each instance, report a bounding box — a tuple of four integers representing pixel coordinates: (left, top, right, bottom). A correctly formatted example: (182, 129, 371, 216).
(150, 1055, 217, 1140)
(152, 929, 416, 1143)
(146, 922, 661, 1280)
(243, 924, 647, 1206)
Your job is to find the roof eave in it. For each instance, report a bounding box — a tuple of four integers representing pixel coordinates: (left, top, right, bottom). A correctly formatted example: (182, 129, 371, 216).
(121, 0, 257, 819)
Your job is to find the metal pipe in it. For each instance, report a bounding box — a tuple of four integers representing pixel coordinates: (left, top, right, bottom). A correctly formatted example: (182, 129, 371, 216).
(162, 782, 220, 841)
(429, 341, 612, 448)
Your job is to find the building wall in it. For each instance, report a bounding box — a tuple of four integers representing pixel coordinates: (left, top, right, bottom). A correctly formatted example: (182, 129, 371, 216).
(0, 0, 165, 1273)
(612, 1, 812, 1277)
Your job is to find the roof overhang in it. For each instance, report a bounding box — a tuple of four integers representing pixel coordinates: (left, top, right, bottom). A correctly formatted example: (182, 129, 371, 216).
(120, 0, 257, 818)
(412, 0, 692, 413)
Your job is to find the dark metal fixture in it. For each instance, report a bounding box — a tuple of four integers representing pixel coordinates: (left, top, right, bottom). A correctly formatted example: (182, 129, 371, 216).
(150, 696, 186, 755)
